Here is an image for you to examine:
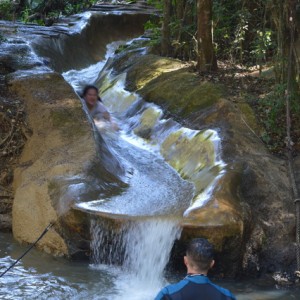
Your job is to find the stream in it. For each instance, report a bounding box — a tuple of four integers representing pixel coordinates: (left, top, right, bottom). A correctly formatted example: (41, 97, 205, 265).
(1, 231, 299, 299)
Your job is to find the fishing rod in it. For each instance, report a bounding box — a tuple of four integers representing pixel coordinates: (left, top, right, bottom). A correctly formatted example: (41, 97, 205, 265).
(0, 222, 54, 278)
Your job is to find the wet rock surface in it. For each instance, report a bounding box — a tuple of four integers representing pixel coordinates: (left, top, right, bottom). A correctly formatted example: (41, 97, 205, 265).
(104, 50, 297, 279)
(0, 2, 298, 280)
(0, 6, 151, 256)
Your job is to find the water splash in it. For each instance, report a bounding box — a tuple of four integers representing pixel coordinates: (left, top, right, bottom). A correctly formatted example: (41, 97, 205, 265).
(62, 40, 134, 93)
(90, 217, 181, 299)
(122, 218, 181, 286)
(90, 218, 126, 265)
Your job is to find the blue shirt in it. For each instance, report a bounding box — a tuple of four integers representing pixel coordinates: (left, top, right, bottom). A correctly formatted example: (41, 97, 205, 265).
(155, 275, 236, 300)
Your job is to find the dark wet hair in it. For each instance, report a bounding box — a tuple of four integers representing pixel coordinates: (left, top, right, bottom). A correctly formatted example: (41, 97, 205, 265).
(186, 238, 214, 271)
(82, 85, 103, 102)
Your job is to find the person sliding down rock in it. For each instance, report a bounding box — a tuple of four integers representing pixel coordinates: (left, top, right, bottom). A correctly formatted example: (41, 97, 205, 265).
(155, 238, 236, 300)
(82, 84, 119, 131)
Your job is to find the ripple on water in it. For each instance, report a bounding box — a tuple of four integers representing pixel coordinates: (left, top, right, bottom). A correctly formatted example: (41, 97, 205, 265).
(1, 234, 300, 299)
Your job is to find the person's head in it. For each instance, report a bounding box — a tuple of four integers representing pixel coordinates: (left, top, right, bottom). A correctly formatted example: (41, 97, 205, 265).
(184, 238, 215, 274)
(82, 85, 101, 109)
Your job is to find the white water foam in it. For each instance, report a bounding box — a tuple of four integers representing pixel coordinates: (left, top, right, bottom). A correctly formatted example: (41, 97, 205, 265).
(90, 218, 181, 299)
(62, 40, 127, 92)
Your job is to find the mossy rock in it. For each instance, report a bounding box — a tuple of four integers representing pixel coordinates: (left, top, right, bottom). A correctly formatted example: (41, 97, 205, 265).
(160, 129, 216, 178)
(125, 54, 186, 91)
(50, 107, 87, 139)
(236, 102, 263, 136)
(1, 42, 43, 71)
(133, 106, 162, 138)
(124, 55, 223, 117)
(139, 70, 222, 117)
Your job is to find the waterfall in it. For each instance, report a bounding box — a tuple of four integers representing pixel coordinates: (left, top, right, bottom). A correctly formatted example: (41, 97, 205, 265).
(63, 38, 224, 299)
(122, 218, 181, 286)
(90, 217, 181, 299)
(90, 218, 126, 266)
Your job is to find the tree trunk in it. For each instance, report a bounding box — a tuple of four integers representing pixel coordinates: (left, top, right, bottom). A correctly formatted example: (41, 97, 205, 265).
(269, 0, 297, 84)
(175, 0, 196, 60)
(161, 0, 172, 56)
(196, 0, 217, 71)
(286, 0, 297, 86)
(16, 0, 27, 13)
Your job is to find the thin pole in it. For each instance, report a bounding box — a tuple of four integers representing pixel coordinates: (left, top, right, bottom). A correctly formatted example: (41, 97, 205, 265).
(0, 223, 53, 278)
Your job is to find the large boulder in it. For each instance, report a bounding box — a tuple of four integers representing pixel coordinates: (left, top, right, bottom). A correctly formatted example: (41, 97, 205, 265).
(9, 71, 125, 257)
(105, 52, 294, 278)
(1, 9, 151, 257)
(1, 9, 296, 278)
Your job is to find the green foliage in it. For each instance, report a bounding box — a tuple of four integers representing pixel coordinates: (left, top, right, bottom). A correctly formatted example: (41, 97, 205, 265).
(260, 84, 286, 133)
(0, 0, 98, 23)
(114, 44, 129, 54)
(213, 0, 276, 65)
(213, 0, 242, 59)
(259, 93, 285, 152)
(232, 8, 251, 61)
(146, 0, 163, 10)
(250, 30, 274, 62)
(64, 3, 74, 15)
(258, 83, 300, 154)
(144, 0, 197, 60)
(0, 0, 14, 20)
(62, 0, 98, 15)
(144, 19, 162, 47)
(20, 7, 31, 23)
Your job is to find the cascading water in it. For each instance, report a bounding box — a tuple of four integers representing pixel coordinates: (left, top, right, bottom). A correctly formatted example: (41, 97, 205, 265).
(1, 23, 300, 300)
(90, 217, 181, 299)
(62, 39, 225, 299)
(90, 218, 126, 265)
(122, 219, 181, 286)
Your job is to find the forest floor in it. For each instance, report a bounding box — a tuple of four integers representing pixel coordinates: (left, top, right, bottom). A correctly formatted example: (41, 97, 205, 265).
(194, 61, 300, 158)
(0, 68, 29, 230)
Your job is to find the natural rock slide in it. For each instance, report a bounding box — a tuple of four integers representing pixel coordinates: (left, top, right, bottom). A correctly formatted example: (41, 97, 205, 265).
(0, 2, 297, 281)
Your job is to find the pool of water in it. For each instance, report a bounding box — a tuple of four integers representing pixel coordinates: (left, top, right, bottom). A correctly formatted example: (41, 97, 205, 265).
(1, 232, 300, 299)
